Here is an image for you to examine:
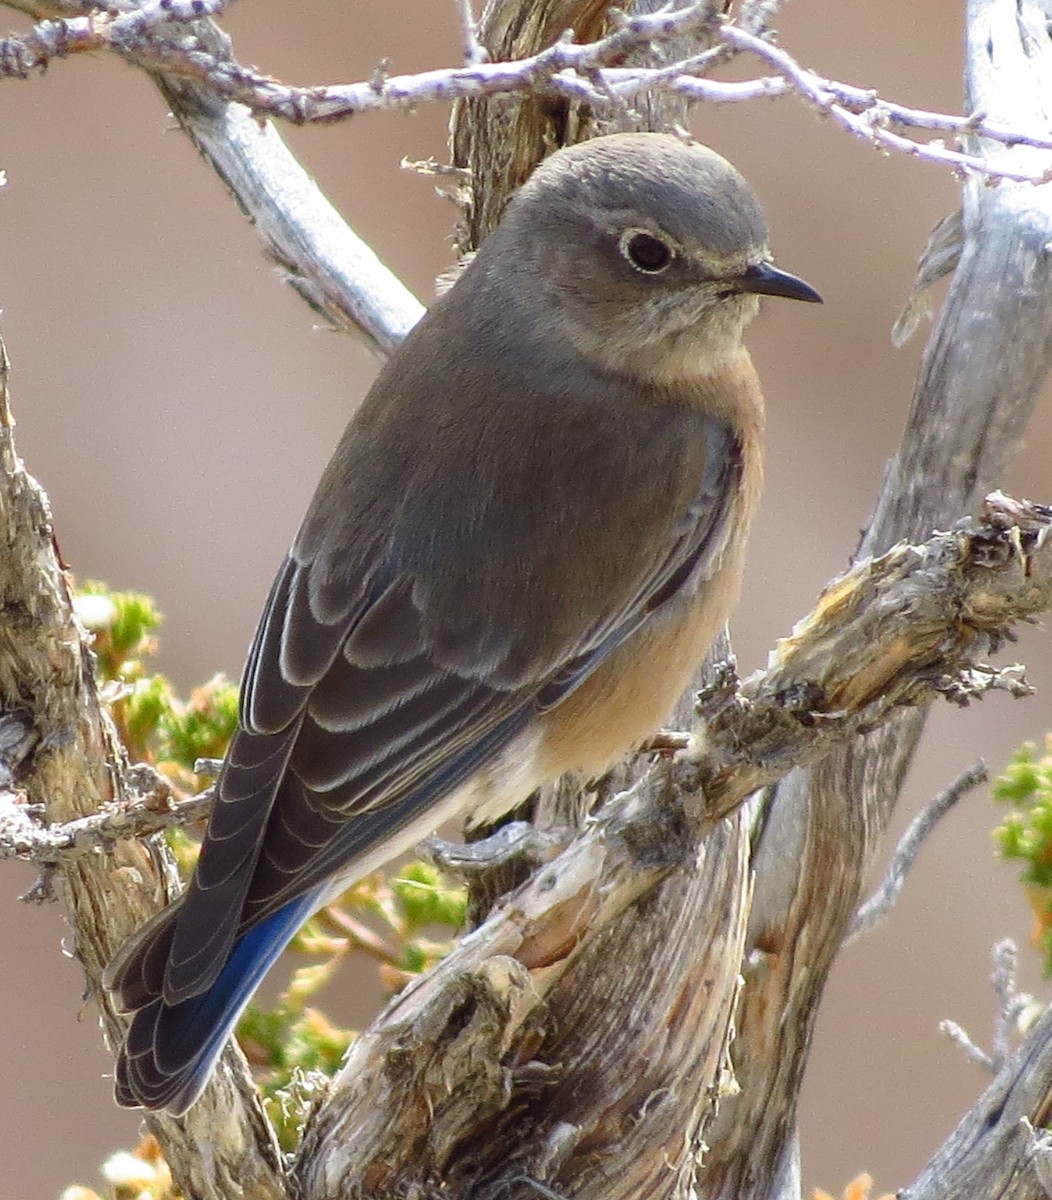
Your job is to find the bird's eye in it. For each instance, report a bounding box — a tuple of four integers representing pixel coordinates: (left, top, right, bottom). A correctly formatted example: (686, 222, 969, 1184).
(620, 230, 674, 274)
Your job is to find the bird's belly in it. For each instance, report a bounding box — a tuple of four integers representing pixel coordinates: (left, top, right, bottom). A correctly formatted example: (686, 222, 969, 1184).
(537, 568, 735, 777)
(463, 557, 743, 828)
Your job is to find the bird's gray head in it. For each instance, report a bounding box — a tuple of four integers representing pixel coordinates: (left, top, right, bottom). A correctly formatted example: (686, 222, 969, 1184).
(482, 132, 820, 378)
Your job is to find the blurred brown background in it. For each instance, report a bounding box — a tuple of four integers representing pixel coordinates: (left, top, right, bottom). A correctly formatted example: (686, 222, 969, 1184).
(2, 1, 1050, 1195)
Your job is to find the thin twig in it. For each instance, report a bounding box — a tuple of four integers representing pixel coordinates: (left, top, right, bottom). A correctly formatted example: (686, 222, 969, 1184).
(2, 4, 1052, 182)
(939, 939, 1035, 1075)
(718, 25, 1052, 182)
(848, 761, 988, 940)
(455, 0, 486, 66)
(0, 771, 212, 865)
(940, 1018, 996, 1071)
(990, 938, 1032, 1073)
(0, 0, 230, 78)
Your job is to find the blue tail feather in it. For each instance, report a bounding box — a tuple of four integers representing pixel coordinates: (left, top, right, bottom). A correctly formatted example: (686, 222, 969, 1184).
(116, 888, 323, 1115)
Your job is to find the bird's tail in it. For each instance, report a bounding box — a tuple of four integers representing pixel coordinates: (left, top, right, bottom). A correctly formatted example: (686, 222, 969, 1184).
(106, 888, 322, 1115)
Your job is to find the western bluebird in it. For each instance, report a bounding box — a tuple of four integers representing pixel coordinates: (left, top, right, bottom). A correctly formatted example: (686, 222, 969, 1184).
(106, 131, 820, 1113)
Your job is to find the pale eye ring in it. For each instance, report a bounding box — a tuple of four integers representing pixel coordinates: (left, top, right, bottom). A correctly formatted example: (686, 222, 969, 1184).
(620, 229, 674, 274)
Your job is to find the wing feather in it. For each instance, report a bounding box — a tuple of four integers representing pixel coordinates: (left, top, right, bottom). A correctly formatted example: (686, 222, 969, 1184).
(139, 377, 742, 1011)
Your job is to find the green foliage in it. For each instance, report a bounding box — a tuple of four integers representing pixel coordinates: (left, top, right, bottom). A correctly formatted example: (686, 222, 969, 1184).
(394, 859, 469, 931)
(74, 583, 238, 793)
(75, 583, 162, 682)
(993, 735, 1052, 971)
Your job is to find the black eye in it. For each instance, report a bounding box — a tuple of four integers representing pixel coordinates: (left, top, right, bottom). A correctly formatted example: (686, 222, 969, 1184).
(621, 230, 674, 274)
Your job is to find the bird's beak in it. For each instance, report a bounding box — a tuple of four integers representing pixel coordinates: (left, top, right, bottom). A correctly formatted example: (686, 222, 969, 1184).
(738, 261, 823, 304)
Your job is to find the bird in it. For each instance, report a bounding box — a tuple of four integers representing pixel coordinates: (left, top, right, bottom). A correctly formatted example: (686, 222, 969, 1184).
(104, 131, 821, 1115)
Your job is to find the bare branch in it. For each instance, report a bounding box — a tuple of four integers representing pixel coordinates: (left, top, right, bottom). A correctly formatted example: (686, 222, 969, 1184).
(681, 494, 1051, 820)
(297, 787, 751, 1199)
(991, 939, 1033, 1074)
(4, 2, 1052, 183)
(942, 940, 1036, 1076)
(704, 5, 1052, 1193)
(849, 761, 988, 940)
(0, 770, 212, 866)
(292, 491, 1052, 1195)
(719, 25, 1052, 182)
(0, 0, 229, 75)
(1, 0, 424, 357)
(455, 0, 486, 65)
(941, 1019, 997, 1072)
(0, 3, 754, 112)
(2, 3, 1051, 1196)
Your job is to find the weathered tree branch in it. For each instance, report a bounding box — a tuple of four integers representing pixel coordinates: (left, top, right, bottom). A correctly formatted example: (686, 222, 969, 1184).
(0, 767, 210, 866)
(0, 341, 288, 1199)
(905, 987, 1052, 1199)
(702, 3, 1052, 1197)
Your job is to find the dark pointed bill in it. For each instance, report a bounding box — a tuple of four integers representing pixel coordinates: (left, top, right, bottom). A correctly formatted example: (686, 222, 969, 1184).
(739, 261, 823, 304)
